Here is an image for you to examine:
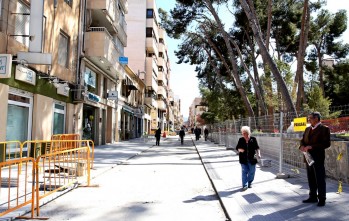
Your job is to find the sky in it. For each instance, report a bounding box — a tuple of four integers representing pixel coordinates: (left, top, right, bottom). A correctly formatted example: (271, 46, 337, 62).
(156, 0, 349, 120)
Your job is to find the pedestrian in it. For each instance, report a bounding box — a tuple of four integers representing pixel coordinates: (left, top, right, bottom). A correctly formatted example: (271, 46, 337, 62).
(179, 127, 185, 145)
(155, 127, 161, 146)
(299, 112, 331, 207)
(204, 127, 209, 141)
(194, 127, 200, 141)
(236, 126, 261, 191)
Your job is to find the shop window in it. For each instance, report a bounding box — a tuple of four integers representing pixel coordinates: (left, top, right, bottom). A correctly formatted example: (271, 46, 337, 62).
(58, 31, 70, 67)
(6, 92, 32, 142)
(53, 103, 66, 135)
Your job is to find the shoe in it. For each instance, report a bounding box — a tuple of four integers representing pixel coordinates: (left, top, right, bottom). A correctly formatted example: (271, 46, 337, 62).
(302, 198, 318, 203)
(248, 184, 252, 188)
(317, 200, 325, 207)
(242, 186, 248, 191)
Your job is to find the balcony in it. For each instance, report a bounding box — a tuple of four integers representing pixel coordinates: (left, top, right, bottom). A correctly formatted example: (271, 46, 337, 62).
(119, 0, 128, 13)
(157, 86, 167, 99)
(85, 27, 122, 79)
(145, 95, 158, 109)
(157, 99, 166, 111)
(146, 35, 159, 56)
(87, 0, 118, 34)
(114, 14, 127, 46)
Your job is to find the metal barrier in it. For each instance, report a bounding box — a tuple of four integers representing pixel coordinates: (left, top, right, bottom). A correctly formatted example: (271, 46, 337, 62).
(35, 143, 91, 217)
(210, 131, 349, 183)
(51, 134, 81, 141)
(22, 140, 95, 169)
(0, 157, 35, 218)
(0, 141, 23, 162)
(0, 140, 94, 219)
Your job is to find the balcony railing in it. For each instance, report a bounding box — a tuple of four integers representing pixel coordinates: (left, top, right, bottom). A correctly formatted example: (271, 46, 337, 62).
(85, 27, 123, 79)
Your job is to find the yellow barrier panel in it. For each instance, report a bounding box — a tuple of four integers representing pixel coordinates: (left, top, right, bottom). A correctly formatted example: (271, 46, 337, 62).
(34, 142, 91, 217)
(0, 140, 94, 219)
(0, 141, 23, 162)
(0, 157, 35, 218)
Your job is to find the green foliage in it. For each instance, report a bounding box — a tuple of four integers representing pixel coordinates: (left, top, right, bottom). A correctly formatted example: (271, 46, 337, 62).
(302, 85, 335, 118)
(324, 59, 349, 106)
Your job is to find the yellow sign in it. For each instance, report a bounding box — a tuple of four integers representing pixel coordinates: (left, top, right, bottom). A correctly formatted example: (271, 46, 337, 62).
(293, 117, 307, 132)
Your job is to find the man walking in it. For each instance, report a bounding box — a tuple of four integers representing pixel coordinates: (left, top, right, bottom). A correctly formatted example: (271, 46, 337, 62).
(179, 127, 185, 145)
(299, 112, 331, 207)
(155, 127, 161, 146)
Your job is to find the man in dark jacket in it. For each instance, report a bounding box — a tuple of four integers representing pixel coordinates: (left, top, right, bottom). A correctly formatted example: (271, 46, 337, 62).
(300, 112, 331, 207)
(155, 127, 161, 146)
(179, 127, 185, 145)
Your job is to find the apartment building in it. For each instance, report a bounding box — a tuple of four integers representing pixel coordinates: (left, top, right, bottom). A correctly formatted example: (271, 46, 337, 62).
(125, 0, 173, 134)
(0, 0, 144, 144)
(0, 0, 79, 143)
(189, 97, 208, 127)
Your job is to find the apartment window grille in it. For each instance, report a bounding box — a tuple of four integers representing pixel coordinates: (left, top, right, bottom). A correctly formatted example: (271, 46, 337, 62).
(58, 31, 70, 67)
(14, 1, 30, 47)
(146, 9, 154, 18)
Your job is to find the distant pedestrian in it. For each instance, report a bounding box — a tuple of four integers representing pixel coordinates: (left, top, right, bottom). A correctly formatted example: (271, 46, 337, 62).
(299, 112, 330, 207)
(194, 127, 200, 141)
(204, 127, 209, 141)
(179, 127, 185, 145)
(155, 127, 161, 146)
(236, 126, 261, 191)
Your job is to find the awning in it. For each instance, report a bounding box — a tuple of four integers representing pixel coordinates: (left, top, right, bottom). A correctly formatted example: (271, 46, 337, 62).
(122, 107, 134, 115)
(126, 85, 138, 91)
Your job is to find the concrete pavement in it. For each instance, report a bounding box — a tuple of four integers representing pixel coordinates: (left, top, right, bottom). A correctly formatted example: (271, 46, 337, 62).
(193, 135, 349, 221)
(7, 134, 349, 220)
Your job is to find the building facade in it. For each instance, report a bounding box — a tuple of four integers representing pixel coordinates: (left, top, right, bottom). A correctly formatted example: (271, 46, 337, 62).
(125, 0, 172, 135)
(0, 0, 181, 144)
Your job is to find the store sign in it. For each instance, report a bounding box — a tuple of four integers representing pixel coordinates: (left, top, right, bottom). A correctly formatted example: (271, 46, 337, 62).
(293, 117, 307, 132)
(107, 91, 118, 100)
(84, 67, 96, 88)
(57, 84, 69, 97)
(119, 56, 128, 65)
(87, 92, 100, 103)
(15, 64, 36, 85)
(0, 54, 12, 78)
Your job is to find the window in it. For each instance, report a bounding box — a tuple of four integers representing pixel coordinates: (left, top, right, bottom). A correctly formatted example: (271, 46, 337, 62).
(146, 28, 153, 37)
(53, 103, 66, 135)
(58, 31, 69, 67)
(64, 0, 73, 7)
(14, 1, 30, 47)
(146, 9, 154, 18)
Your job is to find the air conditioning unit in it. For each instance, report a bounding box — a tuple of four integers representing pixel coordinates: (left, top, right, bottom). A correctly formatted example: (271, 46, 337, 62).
(73, 84, 86, 103)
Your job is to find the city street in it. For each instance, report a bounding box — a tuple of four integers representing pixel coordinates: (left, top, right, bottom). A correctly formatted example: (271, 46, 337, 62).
(30, 136, 227, 221)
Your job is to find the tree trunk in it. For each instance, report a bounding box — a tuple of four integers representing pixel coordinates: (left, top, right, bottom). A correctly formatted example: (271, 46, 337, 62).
(230, 38, 267, 115)
(264, 0, 273, 116)
(295, 0, 310, 112)
(239, 0, 297, 114)
(203, 0, 255, 117)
